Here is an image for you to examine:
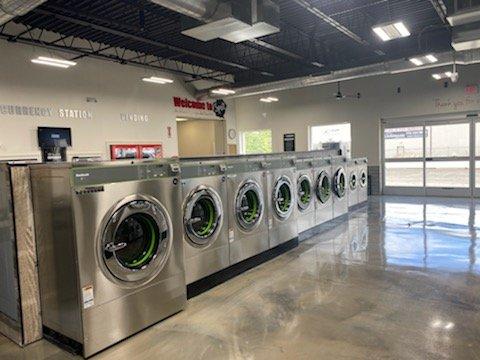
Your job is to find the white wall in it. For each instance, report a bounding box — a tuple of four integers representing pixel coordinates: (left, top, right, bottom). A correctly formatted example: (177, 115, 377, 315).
(234, 64, 480, 166)
(0, 41, 236, 161)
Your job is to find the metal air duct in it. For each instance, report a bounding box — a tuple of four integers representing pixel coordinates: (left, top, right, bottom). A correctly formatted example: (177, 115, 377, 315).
(0, 0, 46, 25)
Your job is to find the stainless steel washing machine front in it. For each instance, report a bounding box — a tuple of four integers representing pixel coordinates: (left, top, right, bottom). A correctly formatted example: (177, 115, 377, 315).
(347, 159, 359, 208)
(180, 159, 229, 285)
(314, 157, 334, 225)
(265, 154, 298, 248)
(357, 158, 368, 204)
(331, 156, 349, 218)
(296, 158, 316, 233)
(226, 156, 269, 265)
(31, 160, 186, 358)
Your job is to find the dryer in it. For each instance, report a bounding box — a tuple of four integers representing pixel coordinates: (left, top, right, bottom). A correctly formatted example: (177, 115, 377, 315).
(314, 157, 334, 225)
(357, 158, 368, 204)
(295, 158, 316, 233)
(347, 159, 359, 208)
(180, 159, 229, 285)
(226, 156, 269, 265)
(30, 160, 186, 358)
(331, 156, 349, 218)
(265, 154, 298, 248)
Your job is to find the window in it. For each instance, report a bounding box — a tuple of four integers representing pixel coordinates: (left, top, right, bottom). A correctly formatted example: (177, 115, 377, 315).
(241, 129, 273, 154)
(309, 123, 351, 155)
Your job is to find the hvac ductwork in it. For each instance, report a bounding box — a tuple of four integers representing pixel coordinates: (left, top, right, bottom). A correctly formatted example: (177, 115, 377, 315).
(150, 0, 280, 43)
(0, 0, 46, 25)
(212, 49, 480, 98)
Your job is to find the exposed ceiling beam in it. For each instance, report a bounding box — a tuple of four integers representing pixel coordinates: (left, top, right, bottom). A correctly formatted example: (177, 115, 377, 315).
(428, 0, 448, 24)
(32, 6, 272, 77)
(291, 0, 369, 46)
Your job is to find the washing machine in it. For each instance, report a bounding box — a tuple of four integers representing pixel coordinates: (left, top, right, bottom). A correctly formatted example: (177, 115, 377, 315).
(331, 156, 349, 218)
(357, 157, 368, 204)
(180, 158, 229, 285)
(265, 154, 298, 248)
(30, 160, 186, 358)
(296, 158, 316, 233)
(347, 159, 359, 208)
(226, 155, 269, 265)
(314, 157, 334, 225)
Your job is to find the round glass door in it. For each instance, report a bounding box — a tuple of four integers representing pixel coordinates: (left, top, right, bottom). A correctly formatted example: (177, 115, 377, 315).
(273, 176, 294, 220)
(235, 180, 264, 231)
(101, 197, 171, 286)
(316, 171, 331, 204)
(360, 170, 367, 188)
(297, 175, 313, 211)
(334, 168, 347, 198)
(184, 186, 223, 247)
(349, 172, 358, 191)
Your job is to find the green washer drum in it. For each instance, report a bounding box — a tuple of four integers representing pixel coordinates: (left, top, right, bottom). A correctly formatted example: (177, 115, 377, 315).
(273, 176, 294, 219)
(316, 171, 331, 204)
(235, 180, 264, 231)
(184, 187, 223, 247)
(360, 170, 367, 188)
(333, 168, 347, 198)
(297, 174, 313, 211)
(349, 171, 358, 191)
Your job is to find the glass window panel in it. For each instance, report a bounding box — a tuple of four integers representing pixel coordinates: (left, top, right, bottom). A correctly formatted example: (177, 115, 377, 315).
(476, 161, 480, 188)
(425, 123, 469, 158)
(385, 162, 423, 187)
(310, 123, 351, 155)
(476, 122, 480, 157)
(384, 126, 423, 159)
(426, 161, 469, 188)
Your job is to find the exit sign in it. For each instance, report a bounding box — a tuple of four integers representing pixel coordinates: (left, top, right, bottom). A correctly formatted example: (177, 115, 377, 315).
(465, 85, 479, 94)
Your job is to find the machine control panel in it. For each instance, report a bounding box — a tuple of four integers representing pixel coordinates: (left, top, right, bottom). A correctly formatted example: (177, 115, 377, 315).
(180, 163, 227, 179)
(71, 162, 178, 187)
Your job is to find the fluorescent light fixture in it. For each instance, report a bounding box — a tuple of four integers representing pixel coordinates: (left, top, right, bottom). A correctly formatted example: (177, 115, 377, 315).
(260, 96, 279, 103)
(31, 56, 76, 68)
(311, 61, 324, 68)
(425, 54, 438, 63)
(409, 58, 423, 66)
(142, 76, 174, 84)
(373, 21, 410, 41)
(176, 117, 188, 121)
(211, 88, 236, 95)
(393, 22, 410, 37)
(432, 71, 453, 80)
(372, 27, 390, 41)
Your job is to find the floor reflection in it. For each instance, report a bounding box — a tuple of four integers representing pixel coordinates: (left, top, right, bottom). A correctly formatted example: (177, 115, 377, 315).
(377, 197, 479, 274)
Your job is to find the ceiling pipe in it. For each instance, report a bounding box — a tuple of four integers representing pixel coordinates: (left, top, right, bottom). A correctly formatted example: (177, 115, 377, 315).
(203, 49, 480, 98)
(0, 0, 46, 25)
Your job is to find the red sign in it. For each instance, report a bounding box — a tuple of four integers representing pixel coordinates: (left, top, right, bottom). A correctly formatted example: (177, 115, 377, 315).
(173, 97, 213, 111)
(465, 85, 479, 95)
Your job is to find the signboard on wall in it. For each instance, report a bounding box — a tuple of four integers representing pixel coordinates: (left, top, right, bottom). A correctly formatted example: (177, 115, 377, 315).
(0, 103, 93, 119)
(283, 133, 295, 152)
(172, 97, 227, 119)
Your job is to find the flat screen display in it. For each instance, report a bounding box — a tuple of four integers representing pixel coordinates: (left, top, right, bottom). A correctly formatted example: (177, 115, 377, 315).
(37, 127, 72, 148)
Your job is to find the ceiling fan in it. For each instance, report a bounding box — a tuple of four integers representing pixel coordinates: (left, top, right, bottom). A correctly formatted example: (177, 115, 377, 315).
(333, 82, 361, 100)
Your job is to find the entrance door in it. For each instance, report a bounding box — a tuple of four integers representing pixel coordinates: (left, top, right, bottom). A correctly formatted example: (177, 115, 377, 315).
(383, 115, 476, 197)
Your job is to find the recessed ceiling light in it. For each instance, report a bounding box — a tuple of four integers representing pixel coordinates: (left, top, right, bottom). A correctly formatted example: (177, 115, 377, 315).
(432, 72, 453, 80)
(373, 21, 411, 41)
(211, 88, 236, 95)
(260, 97, 279, 103)
(409, 58, 423, 66)
(425, 54, 438, 63)
(432, 74, 442, 80)
(142, 76, 174, 84)
(31, 56, 76, 68)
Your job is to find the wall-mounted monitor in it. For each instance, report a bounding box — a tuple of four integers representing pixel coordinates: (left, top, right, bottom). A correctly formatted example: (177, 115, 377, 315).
(37, 127, 72, 148)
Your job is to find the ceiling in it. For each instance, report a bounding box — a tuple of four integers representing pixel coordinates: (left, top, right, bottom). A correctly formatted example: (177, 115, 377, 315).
(1, 0, 453, 89)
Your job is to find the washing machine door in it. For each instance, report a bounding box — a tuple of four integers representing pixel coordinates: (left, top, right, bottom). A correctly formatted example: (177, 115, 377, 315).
(316, 171, 331, 204)
(360, 169, 367, 188)
(273, 175, 294, 220)
(235, 180, 264, 231)
(349, 171, 358, 191)
(297, 174, 313, 211)
(101, 197, 172, 286)
(184, 186, 223, 248)
(333, 168, 347, 198)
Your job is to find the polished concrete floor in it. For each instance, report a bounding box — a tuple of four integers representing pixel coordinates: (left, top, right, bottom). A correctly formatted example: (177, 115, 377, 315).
(1, 196, 480, 359)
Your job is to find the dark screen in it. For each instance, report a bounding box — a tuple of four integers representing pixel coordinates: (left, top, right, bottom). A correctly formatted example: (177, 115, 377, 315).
(37, 127, 72, 147)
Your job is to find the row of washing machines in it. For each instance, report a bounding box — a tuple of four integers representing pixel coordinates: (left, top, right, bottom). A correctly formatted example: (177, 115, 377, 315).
(29, 153, 367, 357)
